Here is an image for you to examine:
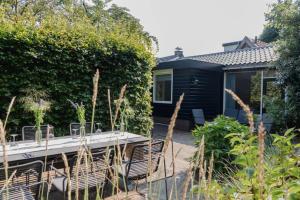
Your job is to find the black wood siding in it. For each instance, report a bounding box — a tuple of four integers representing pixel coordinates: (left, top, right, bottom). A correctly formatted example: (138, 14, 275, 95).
(153, 68, 223, 122)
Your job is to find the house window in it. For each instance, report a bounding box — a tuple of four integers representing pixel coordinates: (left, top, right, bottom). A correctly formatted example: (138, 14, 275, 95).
(223, 69, 281, 116)
(153, 69, 173, 104)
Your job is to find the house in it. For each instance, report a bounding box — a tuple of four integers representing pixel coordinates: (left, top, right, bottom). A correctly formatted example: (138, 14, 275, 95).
(152, 36, 278, 130)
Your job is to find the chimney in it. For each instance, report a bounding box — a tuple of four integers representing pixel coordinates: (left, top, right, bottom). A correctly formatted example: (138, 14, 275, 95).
(174, 47, 184, 58)
(255, 36, 258, 44)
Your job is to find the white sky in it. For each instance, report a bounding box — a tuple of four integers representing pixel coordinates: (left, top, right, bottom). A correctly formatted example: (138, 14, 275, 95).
(112, 0, 277, 57)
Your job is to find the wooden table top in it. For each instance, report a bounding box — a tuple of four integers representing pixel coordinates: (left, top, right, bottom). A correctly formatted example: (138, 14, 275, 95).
(0, 132, 148, 162)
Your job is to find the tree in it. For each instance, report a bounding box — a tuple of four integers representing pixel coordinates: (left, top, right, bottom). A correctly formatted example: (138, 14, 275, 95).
(264, 0, 300, 127)
(259, 26, 279, 43)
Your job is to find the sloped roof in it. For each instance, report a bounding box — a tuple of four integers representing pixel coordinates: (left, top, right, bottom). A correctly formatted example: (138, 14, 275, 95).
(223, 36, 269, 49)
(157, 55, 180, 63)
(158, 46, 277, 68)
(185, 46, 277, 66)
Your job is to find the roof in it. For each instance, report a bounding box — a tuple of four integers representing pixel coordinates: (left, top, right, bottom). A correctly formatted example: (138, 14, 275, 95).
(158, 59, 223, 71)
(222, 36, 268, 49)
(157, 36, 277, 70)
(158, 46, 277, 68)
(157, 55, 181, 63)
(185, 46, 277, 66)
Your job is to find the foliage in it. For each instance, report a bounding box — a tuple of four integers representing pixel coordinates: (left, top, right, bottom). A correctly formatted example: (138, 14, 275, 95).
(192, 126, 300, 199)
(264, 0, 300, 128)
(20, 89, 51, 130)
(259, 25, 279, 43)
(118, 98, 134, 132)
(192, 115, 249, 172)
(224, 128, 300, 199)
(68, 100, 86, 127)
(264, 95, 286, 131)
(0, 1, 156, 136)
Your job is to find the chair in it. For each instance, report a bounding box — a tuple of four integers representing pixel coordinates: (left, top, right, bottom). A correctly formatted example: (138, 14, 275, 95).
(192, 109, 205, 126)
(22, 125, 54, 141)
(118, 140, 164, 192)
(0, 161, 44, 200)
(237, 110, 248, 124)
(69, 122, 95, 135)
(224, 108, 239, 119)
(51, 149, 114, 199)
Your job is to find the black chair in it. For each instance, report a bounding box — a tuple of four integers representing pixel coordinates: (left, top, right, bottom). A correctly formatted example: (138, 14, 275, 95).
(192, 109, 205, 126)
(237, 110, 248, 124)
(22, 125, 54, 141)
(51, 149, 114, 199)
(224, 108, 239, 119)
(0, 161, 44, 200)
(69, 122, 95, 135)
(118, 140, 164, 192)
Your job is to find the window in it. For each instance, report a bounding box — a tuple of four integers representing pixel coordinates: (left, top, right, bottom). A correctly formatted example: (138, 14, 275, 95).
(224, 69, 282, 116)
(224, 70, 262, 113)
(153, 69, 173, 104)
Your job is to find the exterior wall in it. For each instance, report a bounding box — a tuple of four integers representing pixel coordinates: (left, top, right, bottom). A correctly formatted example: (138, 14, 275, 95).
(153, 68, 223, 130)
(224, 44, 239, 52)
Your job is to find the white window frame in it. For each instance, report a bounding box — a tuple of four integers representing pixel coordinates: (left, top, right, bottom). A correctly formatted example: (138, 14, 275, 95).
(153, 69, 173, 104)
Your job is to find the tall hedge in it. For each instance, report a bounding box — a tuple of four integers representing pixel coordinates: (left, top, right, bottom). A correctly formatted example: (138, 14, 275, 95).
(0, 18, 155, 136)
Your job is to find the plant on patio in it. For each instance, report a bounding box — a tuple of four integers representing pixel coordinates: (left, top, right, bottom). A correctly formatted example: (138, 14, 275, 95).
(21, 89, 51, 144)
(192, 115, 249, 172)
(190, 90, 300, 199)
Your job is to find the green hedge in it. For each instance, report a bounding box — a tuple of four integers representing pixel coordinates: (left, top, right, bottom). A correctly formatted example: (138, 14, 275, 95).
(0, 20, 155, 136)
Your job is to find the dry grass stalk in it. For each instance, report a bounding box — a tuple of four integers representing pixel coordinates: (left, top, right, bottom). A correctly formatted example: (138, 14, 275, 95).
(208, 152, 214, 186)
(162, 93, 184, 155)
(198, 136, 205, 181)
(258, 122, 265, 199)
(83, 151, 89, 200)
(4, 96, 16, 130)
(112, 84, 127, 130)
(91, 69, 100, 133)
(181, 161, 194, 200)
(225, 89, 254, 133)
(0, 97, 16, 200)
(74, 148, 85, 200)
(62, 153, 72, 200)
(0, 170, 16, 192)
(107, 89, 114, 131)
(168, 148, 182, 200)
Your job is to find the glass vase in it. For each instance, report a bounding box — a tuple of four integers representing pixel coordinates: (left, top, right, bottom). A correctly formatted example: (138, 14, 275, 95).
(80, 125, 86, 144)
(35, 129, 42, 146)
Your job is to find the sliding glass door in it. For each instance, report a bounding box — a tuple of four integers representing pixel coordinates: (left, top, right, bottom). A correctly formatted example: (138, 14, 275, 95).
(224, 69, 280, 116)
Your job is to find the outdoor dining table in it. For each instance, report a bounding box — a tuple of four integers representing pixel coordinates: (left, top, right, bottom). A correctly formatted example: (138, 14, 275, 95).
(0, 132, 149, 163)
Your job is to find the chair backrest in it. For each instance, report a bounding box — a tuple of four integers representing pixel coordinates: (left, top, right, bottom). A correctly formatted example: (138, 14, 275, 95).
(0, 161, 44, 199)
(126, 140, 164, 180)
(192, 109, 205, 125)
(262, 113, 273, 132)
(237, 110, 248, 124)
(69, 122, 95, 135)
(22, 125, 54, 141)
(224, 109, 239, 119)
(68, 149, 114, 190)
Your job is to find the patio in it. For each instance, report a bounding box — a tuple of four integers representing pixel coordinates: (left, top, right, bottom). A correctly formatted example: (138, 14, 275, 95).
(0, 123, 195, 200)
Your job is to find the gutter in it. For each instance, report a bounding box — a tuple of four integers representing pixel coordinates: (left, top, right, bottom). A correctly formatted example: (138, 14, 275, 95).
(223, 63, 274, 71)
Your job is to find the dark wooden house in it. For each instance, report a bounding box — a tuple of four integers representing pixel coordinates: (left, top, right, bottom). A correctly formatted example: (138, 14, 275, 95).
(153, 37, 277, 130)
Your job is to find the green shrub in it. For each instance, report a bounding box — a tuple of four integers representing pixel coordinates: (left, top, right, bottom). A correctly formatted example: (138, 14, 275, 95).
(192, 115, 249, 172)
(224, 128, 300, 199)
(0, 12, 155, 136)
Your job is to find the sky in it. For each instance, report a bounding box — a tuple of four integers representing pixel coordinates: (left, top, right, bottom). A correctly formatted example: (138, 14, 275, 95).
(112, 0, 277, 57)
